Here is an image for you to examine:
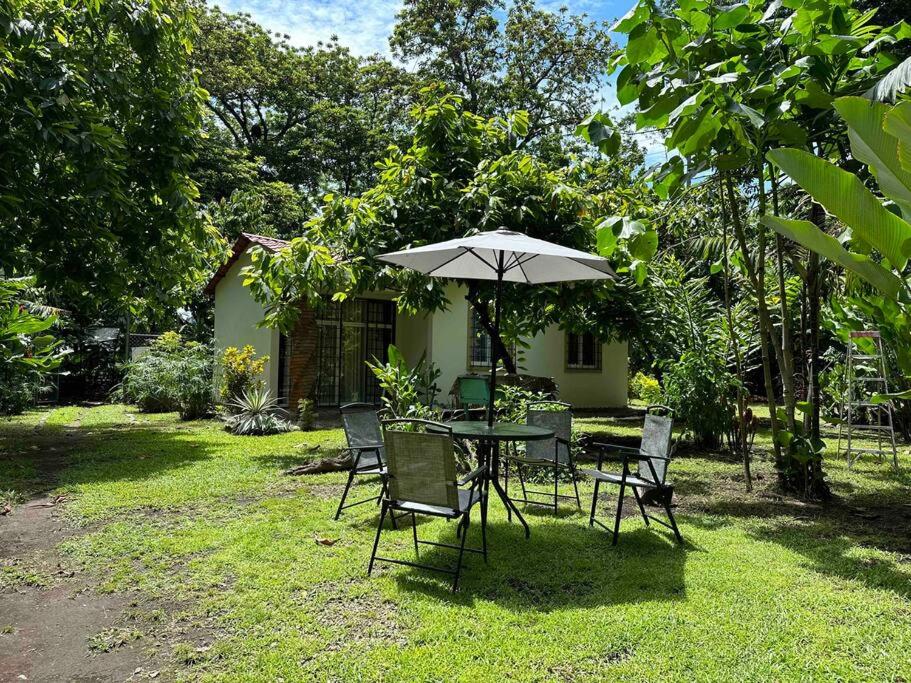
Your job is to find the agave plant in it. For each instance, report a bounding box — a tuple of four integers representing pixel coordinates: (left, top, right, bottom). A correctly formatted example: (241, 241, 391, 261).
(225, 388, 293, 436)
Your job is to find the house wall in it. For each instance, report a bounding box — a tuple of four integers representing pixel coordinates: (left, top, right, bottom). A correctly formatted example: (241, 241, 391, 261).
(422, 283, 627, 408)
(213, 251, 280, 397)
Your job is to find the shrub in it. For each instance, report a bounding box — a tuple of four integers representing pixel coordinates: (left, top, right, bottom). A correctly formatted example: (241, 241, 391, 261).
(366, 345, 440, 419)
(663, 351, 736, 448)
(225, 388, 293, 436)
(629, 371, 663, 406)
(219, 345, 268, 403)
(297, 398, 315, 431)
(119, 333, 213, 419)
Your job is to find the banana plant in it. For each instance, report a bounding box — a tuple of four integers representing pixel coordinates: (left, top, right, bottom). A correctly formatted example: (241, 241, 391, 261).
(762, 96, 911, 390)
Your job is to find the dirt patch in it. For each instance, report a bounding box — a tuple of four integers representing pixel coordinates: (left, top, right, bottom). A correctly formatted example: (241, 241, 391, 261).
(0, 497, 176, 682)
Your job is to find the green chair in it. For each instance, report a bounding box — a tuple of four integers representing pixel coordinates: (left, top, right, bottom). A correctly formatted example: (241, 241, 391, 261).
(503, 400, 581, 514)
(583, 405, 683, 545)
(368, 419, 488, 591)
(457, 375, 490, 419)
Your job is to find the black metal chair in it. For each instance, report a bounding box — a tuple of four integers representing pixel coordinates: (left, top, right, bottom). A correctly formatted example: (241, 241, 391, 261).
(368, 419, 488, 592)
(583, 405, 683, 545)
(503, 401, 581, 515)
(335, 403, 390, 520)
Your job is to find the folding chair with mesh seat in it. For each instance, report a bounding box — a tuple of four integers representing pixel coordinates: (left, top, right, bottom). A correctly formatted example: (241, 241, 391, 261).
(368, 419, 488, 592)
(582, 405, 683, 545)
(503, 401, 581, 515)
(335, 403, 390, 520)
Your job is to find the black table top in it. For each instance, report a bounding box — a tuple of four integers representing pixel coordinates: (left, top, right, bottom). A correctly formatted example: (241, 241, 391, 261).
(443, 420, 554, 442)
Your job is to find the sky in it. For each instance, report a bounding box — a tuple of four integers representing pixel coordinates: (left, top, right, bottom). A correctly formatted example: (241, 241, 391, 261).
(211, 0, 668, 164)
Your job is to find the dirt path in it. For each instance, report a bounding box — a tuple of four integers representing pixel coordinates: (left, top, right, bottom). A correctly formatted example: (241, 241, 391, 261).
(0, 496, 172, 682)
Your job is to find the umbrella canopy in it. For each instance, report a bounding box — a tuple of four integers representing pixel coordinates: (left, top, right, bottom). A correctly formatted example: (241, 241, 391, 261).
(379, 229, 616, 283)
(378, 228, 615, 426)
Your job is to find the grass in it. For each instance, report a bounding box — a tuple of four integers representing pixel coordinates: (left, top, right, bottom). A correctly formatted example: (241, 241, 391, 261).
(3, 404, 911, 680)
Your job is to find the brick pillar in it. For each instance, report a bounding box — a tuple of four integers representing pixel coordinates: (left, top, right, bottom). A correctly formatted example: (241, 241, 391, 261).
(288, 303, 319, 410)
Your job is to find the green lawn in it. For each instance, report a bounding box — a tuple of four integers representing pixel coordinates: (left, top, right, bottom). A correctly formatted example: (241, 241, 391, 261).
(2, 404, 911, 681)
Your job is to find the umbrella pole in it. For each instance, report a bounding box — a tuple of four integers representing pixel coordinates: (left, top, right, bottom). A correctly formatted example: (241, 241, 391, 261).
(488, 254, 504, 428)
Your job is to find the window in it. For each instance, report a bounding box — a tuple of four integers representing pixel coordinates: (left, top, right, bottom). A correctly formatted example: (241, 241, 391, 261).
(566, 332, 601, 371)
(468, 309, 514, 370)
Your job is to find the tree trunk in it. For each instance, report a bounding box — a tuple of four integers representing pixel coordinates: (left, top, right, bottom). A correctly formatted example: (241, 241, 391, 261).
(770, 165, 798, 434)
(724, 174, 784, 471)
(718, 177, 752, 491)
(465, 282, 517, 374)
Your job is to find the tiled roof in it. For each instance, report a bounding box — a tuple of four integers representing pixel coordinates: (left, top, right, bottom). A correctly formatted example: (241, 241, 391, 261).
(204, 232, 291, 295)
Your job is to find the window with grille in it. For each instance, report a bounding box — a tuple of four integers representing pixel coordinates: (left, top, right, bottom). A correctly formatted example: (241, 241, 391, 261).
(468, 309, 515, 370)
(566, 332, 601, 371)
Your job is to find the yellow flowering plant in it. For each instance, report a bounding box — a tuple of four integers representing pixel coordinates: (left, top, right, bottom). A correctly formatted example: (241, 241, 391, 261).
(219, 345, 269, 402)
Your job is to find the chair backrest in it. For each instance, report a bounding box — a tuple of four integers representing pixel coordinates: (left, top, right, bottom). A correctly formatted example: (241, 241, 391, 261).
(637, 406, 674, 484)
(458, 375, 490, 407)
(340, 403, 383, 450)
(526, 401, 572, 464)
(382, 420, 460, 510)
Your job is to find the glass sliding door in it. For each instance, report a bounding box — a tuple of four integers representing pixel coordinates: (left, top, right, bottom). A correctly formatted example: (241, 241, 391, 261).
(315, 299, 395, 407)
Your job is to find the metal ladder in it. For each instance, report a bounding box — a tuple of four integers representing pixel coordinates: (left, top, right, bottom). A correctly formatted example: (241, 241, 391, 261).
(838, 330, 899, 471)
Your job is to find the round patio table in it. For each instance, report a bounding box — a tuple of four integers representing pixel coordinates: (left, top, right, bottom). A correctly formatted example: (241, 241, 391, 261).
(443, 420, 554, 539)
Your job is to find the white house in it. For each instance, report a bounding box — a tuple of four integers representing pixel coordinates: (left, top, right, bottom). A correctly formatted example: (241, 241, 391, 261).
(206, 233, 628, 409)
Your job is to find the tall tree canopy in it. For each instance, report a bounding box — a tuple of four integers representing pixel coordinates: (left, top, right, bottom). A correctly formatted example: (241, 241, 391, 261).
(0, 0, 214, 321)
(390, 0, 613, 145)
(193, 7, 414, 206)
(245, 88, 659, 373)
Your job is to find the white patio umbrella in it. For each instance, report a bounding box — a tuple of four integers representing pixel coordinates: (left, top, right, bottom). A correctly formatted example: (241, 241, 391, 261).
(378, 228, 615, 426)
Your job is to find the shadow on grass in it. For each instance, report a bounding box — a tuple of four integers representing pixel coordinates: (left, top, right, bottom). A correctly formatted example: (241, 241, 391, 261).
(0, 421, 214, 495)
(687, 496, 911, 601)
(372, 515, 693, 609)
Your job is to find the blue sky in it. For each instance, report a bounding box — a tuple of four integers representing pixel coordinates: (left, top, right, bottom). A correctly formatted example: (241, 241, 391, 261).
(211, 0, 667, 163)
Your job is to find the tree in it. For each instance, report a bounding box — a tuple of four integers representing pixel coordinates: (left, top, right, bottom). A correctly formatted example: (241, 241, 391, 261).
(193, 8, 414, 203)
(608, 0, 908, 497)
(244, 88, 659, 373)
(0, 0, 215, 323)
(390, 0, 613, 145)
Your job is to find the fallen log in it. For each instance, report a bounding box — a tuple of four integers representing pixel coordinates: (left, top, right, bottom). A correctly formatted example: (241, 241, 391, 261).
(285, 454, 352, 476)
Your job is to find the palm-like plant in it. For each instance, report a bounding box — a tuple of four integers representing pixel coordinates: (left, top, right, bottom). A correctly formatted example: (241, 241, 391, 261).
(225, 388, 293, 436)
(762, 97, 911, 380)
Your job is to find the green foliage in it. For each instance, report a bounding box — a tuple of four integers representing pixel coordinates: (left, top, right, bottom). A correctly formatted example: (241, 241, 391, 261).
(218, 345, 269, 403)
(210, 183, 308, 241)
(193, 7, 412, 205)
(297, 398, 315, 432)
(663, 351, 737, 448)
(493, 384, 552, 424)
(0, 278, 66, 415)
(119, 333, 213, 420)
(0, 0, 216, 321)
(245, 89, 658, 363)
(225, 387, 293, 436)
(629, 371, 662, 406)
(764, 97, 911, 374)
(366, 345, 440, 419)
(391, 0, 613, 144)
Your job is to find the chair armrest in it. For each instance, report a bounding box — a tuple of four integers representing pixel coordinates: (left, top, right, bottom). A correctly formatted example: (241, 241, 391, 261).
(346, 443, 384, 453)
(458, 465, 487, 486)
(590, 442, 639, 453)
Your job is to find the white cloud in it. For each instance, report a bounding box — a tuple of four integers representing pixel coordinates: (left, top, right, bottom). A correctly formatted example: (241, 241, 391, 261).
(212, 0, 403, 56)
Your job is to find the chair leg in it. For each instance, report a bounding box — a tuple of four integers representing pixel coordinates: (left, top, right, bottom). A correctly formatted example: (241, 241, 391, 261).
(589, 479, 600, 527)
(335, 469, 356, 520)
(665, 500, 683, 545)
(368, 501, 388, 576)
(504, 457, 512, 522)
(571, 465, 581, 510)
(480, 491, 488, 562)
(452, 514, 471, 592)
(553, 465, 559, 515)
(631, 486, 649, 526)
(411, 512, 419, 555)
(518, 464, 528, 502)
(612, 481, 626, 546)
